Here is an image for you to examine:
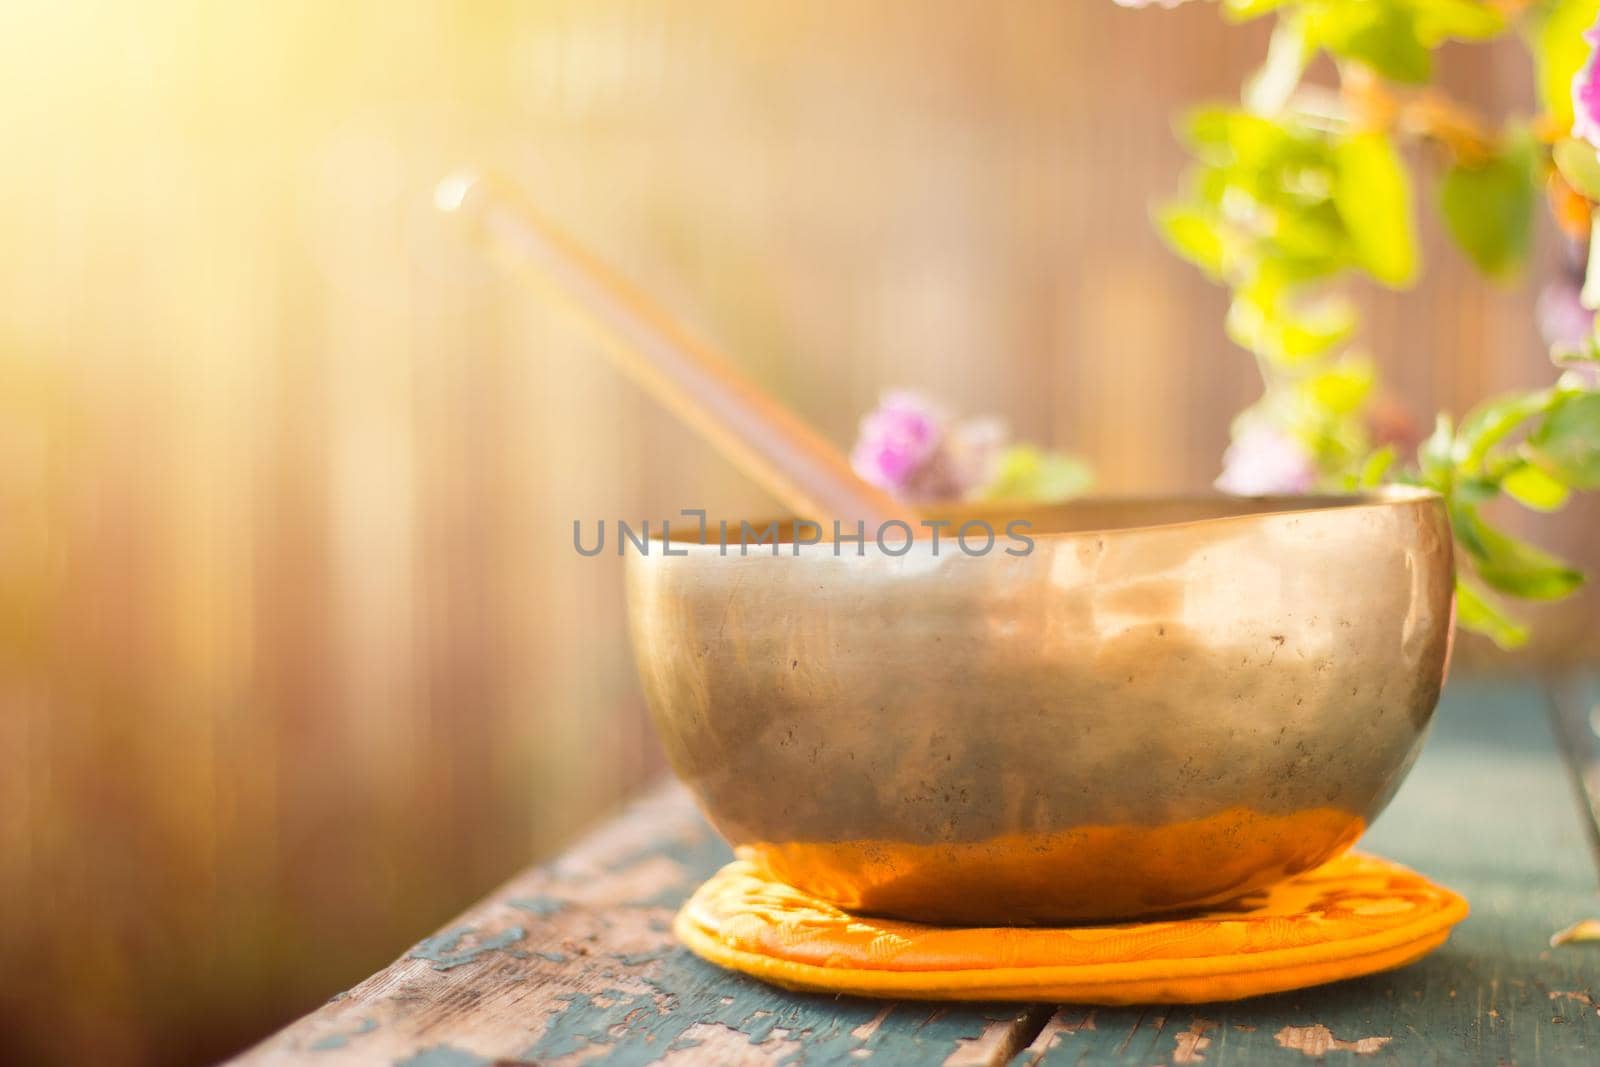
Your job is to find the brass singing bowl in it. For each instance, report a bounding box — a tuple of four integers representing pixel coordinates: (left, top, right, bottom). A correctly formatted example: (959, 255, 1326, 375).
(627, 488, 1454, 925)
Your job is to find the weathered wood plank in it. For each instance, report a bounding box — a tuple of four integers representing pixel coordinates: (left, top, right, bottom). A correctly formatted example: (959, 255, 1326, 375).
(1023, 677, 1600, 1065)
(228, 783, 1047, 1066)
(1550, 672, 1600, 875)
(237, 678, 1599, 1066)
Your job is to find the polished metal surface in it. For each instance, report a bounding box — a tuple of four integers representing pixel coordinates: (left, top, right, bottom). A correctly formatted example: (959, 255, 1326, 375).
(627, 489, 1454, 924)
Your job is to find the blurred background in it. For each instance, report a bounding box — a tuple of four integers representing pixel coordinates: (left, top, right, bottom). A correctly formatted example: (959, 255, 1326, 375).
(1, 1, 1595, 1064)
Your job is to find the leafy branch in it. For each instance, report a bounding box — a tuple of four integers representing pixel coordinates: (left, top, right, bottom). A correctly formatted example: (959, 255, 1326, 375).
(1150, 0, 1600, 646)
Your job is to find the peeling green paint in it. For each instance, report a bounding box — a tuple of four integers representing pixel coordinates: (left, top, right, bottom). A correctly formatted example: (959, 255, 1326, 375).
(408, 925, 526, 971)
(534, 950, 569, 963)
(600, 830, 730, 881)
(392, 1044, 491, 1067)
(310, 1016, 377, 1051)
(507, 894, 568, 917)
(522, 949, 1020, 1066)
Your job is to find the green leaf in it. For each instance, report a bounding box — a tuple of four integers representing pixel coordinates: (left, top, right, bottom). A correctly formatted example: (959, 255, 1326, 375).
(1454, 475, 1500, 504)
(1454, 576, 1529, 649)
(1227, 290, 1356, 364)
(1501, 462, 1571, 511)
(1300, 1, 1506, 83)
(1528, 390, 1600, 488)
(1281, 303, 1359, 357)
(1438, 138, 1535, 278)
(1419, 412, 1455, 487)
(1304, 359, 1375, 414)
(1182, 108, 1241, 162)
(1307, 1, 1431, 83)
(1182, 107, 1292, 166)
(1356, 445, 1397, 488)
(1411, 0, 1506, 44)
(1476, 545, 1584, 601)
(1264, 204, 1355, 281)
(1334, 132, 1418, 287)
(1155, 204, 1227, 279)
(1532, 0, 1600, 130)
(1455, 387, 1559, 471)
(1552, 139, 1600, 201)
(1222, 0, 1292, 20)
(983, 446, 1093, 504)
(1451, 503, 1585, 600)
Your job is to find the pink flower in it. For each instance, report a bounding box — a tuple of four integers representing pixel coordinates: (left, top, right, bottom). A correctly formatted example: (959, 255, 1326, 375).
(1533, 279, 1600, 387)
(851, 391, 944, 493)
(1215, 424, 1318, 496)
(1574, 18, 1600, 147)
(1538, 277, 1594, 356)
(1564, 361, 1600, 389)
(850, 391, 1006, 502)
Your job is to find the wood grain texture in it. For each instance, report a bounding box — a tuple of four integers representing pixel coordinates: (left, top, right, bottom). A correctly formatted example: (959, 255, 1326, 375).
(226, 783, 1047, 1066)
(1024, 678, 1600, 1065)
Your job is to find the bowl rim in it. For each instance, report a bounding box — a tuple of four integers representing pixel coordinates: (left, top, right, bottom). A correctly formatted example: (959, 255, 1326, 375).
(643, 485, 1443, 552)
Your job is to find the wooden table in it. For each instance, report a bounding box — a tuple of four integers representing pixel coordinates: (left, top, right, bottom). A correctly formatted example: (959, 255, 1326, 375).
(231, 677, 1600, 1066)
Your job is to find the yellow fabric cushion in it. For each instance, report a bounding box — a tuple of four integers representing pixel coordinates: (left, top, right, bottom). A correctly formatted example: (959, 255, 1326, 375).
(675, 852, 1467, 1004)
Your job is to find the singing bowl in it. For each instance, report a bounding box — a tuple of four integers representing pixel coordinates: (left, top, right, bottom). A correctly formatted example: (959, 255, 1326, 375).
(627, 488, 1454, 925)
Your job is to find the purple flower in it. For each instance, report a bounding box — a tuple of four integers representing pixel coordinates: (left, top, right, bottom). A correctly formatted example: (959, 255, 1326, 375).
(1574, 18, 1600, 147)
(1214, 424, 1318, 496)
(850, 391, 1006, 502)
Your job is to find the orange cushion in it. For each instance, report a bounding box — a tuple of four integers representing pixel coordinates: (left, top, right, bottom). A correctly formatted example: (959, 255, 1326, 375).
(675, 852, 1467, 1004)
